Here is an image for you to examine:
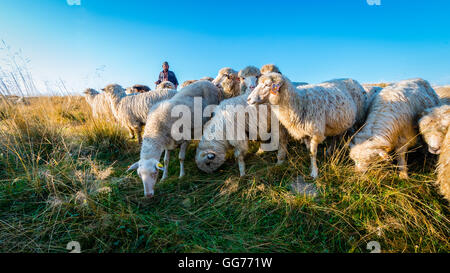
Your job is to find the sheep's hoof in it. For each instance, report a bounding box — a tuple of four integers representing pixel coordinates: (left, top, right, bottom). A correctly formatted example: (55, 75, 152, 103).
(310, 170, 318, 179)
(276, 160, 285, 166)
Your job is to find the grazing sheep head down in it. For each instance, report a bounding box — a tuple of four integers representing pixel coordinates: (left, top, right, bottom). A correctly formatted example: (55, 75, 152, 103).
(419, 105, 450, 155)
(349, 139, 390, 173)
(212, 67, 240, 98)
(247, 72, 284, 106)
(260, 64, 281, 75)
(195, 142, 227, 173)
(128, 158, 165, 198)
(239, 66, 261, 93)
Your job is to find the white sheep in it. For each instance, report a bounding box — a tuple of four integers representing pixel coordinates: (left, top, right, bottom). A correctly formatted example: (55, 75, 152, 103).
(247, 73, 360, 179)
(83, 88, 115, 119)
(350, 78, 441, 179)
(196, 66, 287, 177)
(418, 104, 450, 202)
(126, 85, 151, 95)
(156, 81, 176, 90)
(127, 81, 222, 197)
(212, 67, 241, 99)
(103, 84, 177, 143)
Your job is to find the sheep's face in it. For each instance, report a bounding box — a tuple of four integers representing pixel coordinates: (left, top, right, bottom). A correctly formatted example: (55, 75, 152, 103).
(241, 75, 260, 92)
(247, 73, 284, 106)
(157, 81, 175, 90)
(195, 146, 227, 174)
(128, 159, 165, 198)
(350, 142, 390, 173)
(83, 88, 99, 98)
(419, 111, 449, 155)
(213, 68, 239, 98)
(103, 84, 125, 98)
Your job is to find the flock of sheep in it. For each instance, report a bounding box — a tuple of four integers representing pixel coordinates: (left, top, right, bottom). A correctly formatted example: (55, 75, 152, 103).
(83, 64, 450, 203)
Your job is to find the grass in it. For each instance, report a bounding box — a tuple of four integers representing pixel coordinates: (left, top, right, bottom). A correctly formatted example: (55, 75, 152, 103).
(0, 95, 448, 253)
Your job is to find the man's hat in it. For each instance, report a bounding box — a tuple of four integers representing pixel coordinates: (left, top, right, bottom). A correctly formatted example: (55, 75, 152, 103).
(163, 61, 169, 66)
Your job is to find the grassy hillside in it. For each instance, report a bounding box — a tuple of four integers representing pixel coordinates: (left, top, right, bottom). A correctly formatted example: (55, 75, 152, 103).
(0, 96, 448, 253)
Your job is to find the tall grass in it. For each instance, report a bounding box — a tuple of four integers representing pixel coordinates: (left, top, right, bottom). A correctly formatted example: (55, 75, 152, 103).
(0, 94, 448, 253)
(0, 41, 448, 253)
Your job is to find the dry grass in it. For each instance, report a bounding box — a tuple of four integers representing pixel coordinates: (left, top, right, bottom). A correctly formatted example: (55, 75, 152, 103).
(0, 95, 448, 253)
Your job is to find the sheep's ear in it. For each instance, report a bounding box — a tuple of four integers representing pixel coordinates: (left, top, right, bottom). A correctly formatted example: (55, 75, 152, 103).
(127, 162, 139, 172)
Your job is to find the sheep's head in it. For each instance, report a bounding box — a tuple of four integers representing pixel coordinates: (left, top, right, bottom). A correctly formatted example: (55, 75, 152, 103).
(157, 81, 175, 90)
(128, 158, 165, 198)
(83, 88, 99, 98)
(419, 105, 450, 155)
(195, 142, 227, 174)
(260, 64, 281, 75)
(349, 139, 390, 173)
(239, 66, 261, 93)
(212, 67, 239, 98)
(102, 84, 126, 98)
(247, 72, 284, 106)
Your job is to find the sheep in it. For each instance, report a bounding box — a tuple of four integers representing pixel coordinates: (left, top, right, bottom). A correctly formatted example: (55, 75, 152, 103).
(260, 64, 308, 88)
(181, 80, 198, 88)
(212, 67, 241, 99)
(350, 78, 441, 179)
(434, 86, 450, 105)
(103, 84, 177, 143)
(200, 77, 214, 82)
(247, 73, 361, 179)
(83, 88, 115, 119)
(419, 105, 450, 155)
(156, 81, 176, 90)
(196, 67, 287, 177)
(238, 66, 261, 95)
(437, 127, 450, 202)
(261, 64, 281, 75)
(127, 81, 222, 197)
(418, 105, 450, 202)
(125, 85, 151, 95)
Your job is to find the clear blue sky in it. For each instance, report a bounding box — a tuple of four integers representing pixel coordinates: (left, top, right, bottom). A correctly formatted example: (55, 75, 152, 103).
(0, 0, 449, 93)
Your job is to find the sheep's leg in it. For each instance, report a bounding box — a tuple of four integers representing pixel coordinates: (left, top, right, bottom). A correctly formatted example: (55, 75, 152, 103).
(304, 137, 311, 151)
(135, 126, 143, 144)
(396, 145, 409, 179)
(309, 136, 324, 179)
(178, 142, 188, 178)
(162, 150, 170, 181)
(234, 148, 246, 177)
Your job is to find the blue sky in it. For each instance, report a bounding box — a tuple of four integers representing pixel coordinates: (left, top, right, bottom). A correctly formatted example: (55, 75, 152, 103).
(0, 0, 449, 94)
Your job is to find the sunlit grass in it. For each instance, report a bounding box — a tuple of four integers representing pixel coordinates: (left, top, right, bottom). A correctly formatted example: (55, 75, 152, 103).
(0, 95, 448, 253)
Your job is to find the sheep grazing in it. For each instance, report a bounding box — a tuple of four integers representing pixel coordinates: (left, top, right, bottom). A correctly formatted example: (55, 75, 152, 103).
(212, 67, 240, 99)
(247, 73, 361, 179)
(419, 105, 450, 202)
(434, 86, 450, 105)
(156, 81, 176, 90)
(437, 127, 450, 202)
(350, 78, 441, 179)
(128, 81, 222, 197)
(419, 105, 450, 155)
(196, 66, 287, 177)
(83, 88, 115, 119)
(103, 84, 177, 143)
(238, 66, 261, 95)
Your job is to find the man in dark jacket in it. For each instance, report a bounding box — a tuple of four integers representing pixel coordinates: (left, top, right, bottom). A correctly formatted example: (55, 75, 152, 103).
(155, 61, 179, 89)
